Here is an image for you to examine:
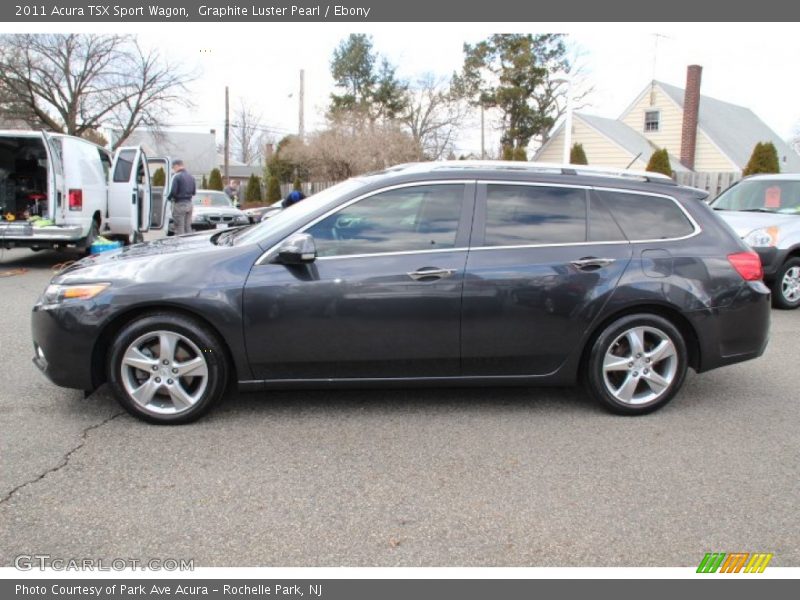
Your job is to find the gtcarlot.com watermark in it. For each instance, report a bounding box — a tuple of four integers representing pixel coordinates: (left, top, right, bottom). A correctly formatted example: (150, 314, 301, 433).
(14, 554, 194, 571)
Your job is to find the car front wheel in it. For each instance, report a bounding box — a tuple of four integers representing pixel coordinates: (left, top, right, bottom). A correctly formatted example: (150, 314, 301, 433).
(771, 258, 800, 310)
(108, 313, 228, 424)
(585, 314, 688, 415)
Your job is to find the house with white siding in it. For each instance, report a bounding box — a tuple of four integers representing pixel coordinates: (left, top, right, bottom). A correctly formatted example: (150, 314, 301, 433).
(536, 65, 800, 175)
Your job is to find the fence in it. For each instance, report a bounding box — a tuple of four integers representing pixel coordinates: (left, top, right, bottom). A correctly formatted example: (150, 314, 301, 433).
(675, 172, 740, 199)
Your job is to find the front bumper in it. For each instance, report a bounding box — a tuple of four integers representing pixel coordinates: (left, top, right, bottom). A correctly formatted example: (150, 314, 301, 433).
(690, 280, 771, 373)
(752, 246, 787, 280)
(31, 302, 99, 390)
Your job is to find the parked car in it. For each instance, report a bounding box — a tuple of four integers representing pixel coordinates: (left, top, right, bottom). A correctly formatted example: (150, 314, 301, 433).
(0, 130, 168, 250)
(32, 161, 771, 424)
(711, 174, 800, 309)
(242, 204, 282, 224)
(167, 190, 249, 234)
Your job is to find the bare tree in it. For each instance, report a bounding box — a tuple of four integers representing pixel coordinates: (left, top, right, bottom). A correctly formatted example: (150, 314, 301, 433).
(791, 120, 800, 156)
(284, 112, 419, 181)
(0, 34, 192, 148)
(402, 74, 469, 160)
(231, 99, 263, 164)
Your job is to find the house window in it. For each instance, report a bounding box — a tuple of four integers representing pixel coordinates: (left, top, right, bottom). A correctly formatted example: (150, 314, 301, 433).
(644, 110, 660, 132)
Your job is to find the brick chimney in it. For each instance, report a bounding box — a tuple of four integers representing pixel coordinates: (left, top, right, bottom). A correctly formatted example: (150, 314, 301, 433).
(680, 65, 702, 170)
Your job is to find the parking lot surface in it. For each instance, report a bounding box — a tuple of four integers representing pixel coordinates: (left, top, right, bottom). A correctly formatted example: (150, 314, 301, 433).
(1, 246, 798, 567)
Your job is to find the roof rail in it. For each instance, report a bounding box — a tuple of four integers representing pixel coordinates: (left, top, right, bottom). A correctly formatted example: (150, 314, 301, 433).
(387, 160, 677, 185)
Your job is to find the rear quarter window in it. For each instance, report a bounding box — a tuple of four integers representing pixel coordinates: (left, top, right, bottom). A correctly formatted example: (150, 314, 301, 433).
(598, 191, 695, 240)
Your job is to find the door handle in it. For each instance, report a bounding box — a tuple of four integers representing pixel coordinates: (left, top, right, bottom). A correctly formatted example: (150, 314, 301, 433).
(407, 267, 456, 281)
(570, 257, 616, 270)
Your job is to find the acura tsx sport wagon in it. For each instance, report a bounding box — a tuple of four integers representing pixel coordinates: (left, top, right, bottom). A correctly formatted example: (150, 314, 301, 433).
(31, 162, 771, 424)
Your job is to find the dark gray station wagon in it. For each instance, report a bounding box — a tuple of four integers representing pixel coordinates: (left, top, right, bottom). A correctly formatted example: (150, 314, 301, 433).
(32, 162, 771, 424)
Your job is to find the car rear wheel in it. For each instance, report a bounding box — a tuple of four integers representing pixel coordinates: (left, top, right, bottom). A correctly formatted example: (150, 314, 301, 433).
(108, 313, 228, 424)
(585, 314, 688, 415)
(771, 258, 800, 310)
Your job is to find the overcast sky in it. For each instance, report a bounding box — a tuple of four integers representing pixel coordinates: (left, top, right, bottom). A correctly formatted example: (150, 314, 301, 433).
(10, 22, 800, 158)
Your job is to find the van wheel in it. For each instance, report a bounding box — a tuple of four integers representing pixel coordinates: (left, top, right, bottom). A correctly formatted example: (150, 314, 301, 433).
(83, 221, 100, 254)
(771, 258, 800, 309)
(585, 314, 687, 415)
(107, 313, 229, 424)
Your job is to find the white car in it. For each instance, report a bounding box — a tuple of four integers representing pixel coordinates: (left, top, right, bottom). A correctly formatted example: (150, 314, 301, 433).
(711, 174, 800, 309)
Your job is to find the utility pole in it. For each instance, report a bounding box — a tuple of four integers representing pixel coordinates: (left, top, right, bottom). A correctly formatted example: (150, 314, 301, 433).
(298, 69, 305, 140)
(223, 86, 230, 182)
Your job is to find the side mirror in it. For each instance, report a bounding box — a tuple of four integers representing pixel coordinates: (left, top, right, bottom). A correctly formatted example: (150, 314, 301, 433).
(274, 233, 316, 265)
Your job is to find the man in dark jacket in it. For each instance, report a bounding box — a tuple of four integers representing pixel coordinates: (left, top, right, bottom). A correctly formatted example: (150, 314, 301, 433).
(167, 159, 196, 235)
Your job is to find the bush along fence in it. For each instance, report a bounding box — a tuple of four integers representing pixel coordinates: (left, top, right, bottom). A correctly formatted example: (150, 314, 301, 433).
(675, 172, 740, 199)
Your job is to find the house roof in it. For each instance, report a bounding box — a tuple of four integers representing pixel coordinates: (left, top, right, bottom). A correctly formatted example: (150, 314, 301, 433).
(536, 114, 690, 173)
(654, 80, 800, 172)
(576, 113, 690, 173)
(114, 130, 218, 175)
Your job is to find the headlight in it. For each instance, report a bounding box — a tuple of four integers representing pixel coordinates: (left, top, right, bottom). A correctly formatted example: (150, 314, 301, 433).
(191, 214, 206, 223)
(743, 226, 779, 248)
(42, 283, 110, 305)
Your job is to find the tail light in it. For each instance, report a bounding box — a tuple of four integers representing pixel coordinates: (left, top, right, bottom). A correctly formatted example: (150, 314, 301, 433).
(728, 251, 763, 281)
(68, 189, 83, 211)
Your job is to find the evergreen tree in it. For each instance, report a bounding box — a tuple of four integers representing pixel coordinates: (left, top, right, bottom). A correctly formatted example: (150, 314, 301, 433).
(151, 167, 166, 186)
(570, 143, 588, 165)
(266, 176, 282, 203)
(245, 174, 262, 203)
(646, 148, 672, 177)
(743, 142, 780, 176)
(293, 176, 303, 192)
(207, 168, 223, 191)
(201, 174, 208, 189)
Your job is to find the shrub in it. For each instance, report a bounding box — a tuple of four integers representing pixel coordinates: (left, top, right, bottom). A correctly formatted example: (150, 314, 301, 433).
(245, 174, 262, 203)
(743, 142, 780, 176)
(151, 167, 166, 187)
(570, 143, 588, 165)
(293, 176, 303, 192)
(207, 168, 223, 191)
(266, 176, 282, 203)
(646, 148, 672, 177)
(201, 174, 208, 189)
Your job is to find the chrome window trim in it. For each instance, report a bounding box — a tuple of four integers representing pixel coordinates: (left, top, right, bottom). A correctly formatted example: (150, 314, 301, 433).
(256, 179, 702, 264)
(256, 180, 473, 265)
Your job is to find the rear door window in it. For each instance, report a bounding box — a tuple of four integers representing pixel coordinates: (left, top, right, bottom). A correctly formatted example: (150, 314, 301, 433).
(482, 184, 587, 246)
(113, 149, 136, 183)
(598, 191, 695, 240)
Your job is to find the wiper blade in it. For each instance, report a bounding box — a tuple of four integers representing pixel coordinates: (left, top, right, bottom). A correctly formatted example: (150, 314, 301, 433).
(739, 208, 775, 213)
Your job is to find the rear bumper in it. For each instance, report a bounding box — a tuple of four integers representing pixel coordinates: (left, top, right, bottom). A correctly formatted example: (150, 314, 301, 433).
(0, 221, 84, 248)
(690, 280, 771, 373)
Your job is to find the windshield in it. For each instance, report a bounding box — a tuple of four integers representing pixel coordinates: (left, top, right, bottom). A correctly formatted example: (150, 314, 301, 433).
(712, 179, 800, 214)
(193, 191, 232, 208)
(230, 179, 365, 246)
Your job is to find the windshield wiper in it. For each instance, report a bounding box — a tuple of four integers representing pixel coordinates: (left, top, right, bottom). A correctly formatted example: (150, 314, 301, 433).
(739, 208, 775, 213)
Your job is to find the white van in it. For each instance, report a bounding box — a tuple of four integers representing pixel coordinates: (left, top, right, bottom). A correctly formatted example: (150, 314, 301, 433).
(0, 130, 170, 250)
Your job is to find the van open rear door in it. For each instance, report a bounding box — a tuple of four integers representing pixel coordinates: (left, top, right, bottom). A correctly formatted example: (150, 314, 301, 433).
(147, 156, 171, 230)
(107, 146, 152, 242)
(40, 131, 65, 223)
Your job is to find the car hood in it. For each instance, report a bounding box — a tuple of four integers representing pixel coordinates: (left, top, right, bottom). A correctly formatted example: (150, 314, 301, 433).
(714, 210, 799, 237)
(53, 231, 230, 283)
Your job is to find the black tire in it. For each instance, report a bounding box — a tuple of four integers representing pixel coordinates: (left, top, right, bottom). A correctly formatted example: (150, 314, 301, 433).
(770, 258, 800, 310)
(585, 313, 688, 415)
(107, 313, 229, 424)
(82, 220, 100, 255)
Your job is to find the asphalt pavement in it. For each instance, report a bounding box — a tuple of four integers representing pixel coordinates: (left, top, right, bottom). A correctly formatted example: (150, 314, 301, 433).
(1, 245, 798, 567)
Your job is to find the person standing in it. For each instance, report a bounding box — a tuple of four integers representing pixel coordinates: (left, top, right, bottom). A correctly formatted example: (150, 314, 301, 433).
(223, 179, 241, 206)
(167, 159, 196, 235)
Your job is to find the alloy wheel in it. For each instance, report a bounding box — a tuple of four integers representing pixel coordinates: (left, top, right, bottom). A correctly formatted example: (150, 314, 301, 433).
(602, 326, 678, 405)
(781, 266, 800, 303)
(119, 330, 209, 416)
